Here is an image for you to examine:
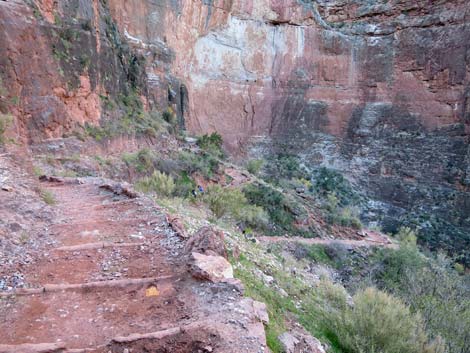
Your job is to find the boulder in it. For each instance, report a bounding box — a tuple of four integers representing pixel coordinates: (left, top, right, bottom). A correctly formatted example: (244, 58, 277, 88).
(185, 226, 227, 258)
(189, 252, 233, 283)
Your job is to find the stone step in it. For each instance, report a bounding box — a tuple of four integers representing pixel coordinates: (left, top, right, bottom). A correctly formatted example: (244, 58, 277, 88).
(0, 343, 65, 353)
(0, 321, 210, 353)
(20, 243, 170, 286)
(0, 276, 190, 349)
(0, 275, 175, 297)
(54, 242, 145, 251)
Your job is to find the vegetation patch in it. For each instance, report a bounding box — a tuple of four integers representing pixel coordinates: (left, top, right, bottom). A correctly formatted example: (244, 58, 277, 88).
(323, 192, 362, 229)
(313, 167, 360, 207)
(136, 170, 175, 197)
(201, 185, 268, 229)
(0, 114, 13, 145)
(39, 189, 56, 205)
(312, 284, 444, 353)
(233, 256, 299, 353)
(246, 159, 264, 175)
(243, 183, 305, 236)
(264, 153, 309, 183)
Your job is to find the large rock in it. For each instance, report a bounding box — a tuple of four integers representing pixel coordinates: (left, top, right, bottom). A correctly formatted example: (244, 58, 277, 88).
(185, 226, 227, 258)
(189, 252, 234, 283)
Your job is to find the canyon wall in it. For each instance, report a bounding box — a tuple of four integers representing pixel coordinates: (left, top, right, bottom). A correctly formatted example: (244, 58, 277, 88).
(1, 0, 469, 260)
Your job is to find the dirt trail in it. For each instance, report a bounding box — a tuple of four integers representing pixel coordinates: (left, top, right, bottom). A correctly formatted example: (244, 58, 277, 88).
(0, 176, 267, 353)
(259, 230, 397, 249)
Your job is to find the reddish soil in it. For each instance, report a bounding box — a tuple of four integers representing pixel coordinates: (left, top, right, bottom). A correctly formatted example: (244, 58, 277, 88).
(0, 173, 267, 353)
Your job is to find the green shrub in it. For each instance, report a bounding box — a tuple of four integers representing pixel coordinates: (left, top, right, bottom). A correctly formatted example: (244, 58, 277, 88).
(336, 206, 362, 229)
(136, 170, 175, 197)
(314, 167, 359, 207)
(178, 150, 219, 178)
(162, 107, 177, 125)
(39, 189, 56, 205)
(317, 284, 444, 353)
(173, 172, 196, 198)
(372, 243, 425, 290)
(197, 132, 224, 159)
(201, 185, 269, 228)
(264, 153, 309, 183)
(197, 132, 222, 149)
(243, 183, 297, 235)
(381, 253, 470, 353)
(122, 148, 158, 174)
(454, 262, 465, 275)
(234, 204, 269, 230)
(246, 159, 264, 175)
(202, 185, 246, 219)
(395, 226, 418, 246)
(324, 193, 362, 229)
(304, 244, 334, 265)
(0, 114, 13, 145)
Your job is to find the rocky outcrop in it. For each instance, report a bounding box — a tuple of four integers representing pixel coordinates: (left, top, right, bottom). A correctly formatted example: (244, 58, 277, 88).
(1, 0, 469, 261)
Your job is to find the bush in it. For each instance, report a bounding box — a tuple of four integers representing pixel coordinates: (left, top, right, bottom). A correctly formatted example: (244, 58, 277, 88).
(336, 206, 362, 229)
(178, 150, 219, 178)
(317, 284, 444, 353)
(314, 167, 359, 207)
(197, 132, 224, 159)
(122, 148, 157, 173)
(243, 183, 297, 235)
(246, 159, 264, 175)
(202, 185, 246, 218)
(162, 107, 177, 125)
(324, 192, 362, 229)
(372, 242, 425, 290)
(173, 172, 196, 198)
(39, 189, 56, 205)
(0, 114, 12, 145)
(235, 204, 269, 230)
(264, 153, 309, 183)
(197, 132, 222, 150)
(384, 253, 470, 353)
(201, 185, 269, 228)
(395, 226, 418, 246)
(136, 170, 175, 197)
(300, 244, 334, 265)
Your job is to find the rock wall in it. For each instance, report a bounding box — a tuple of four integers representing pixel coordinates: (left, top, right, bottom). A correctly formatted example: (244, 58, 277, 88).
(1, 0, 469, 260)
(105, 0, 470, 259)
